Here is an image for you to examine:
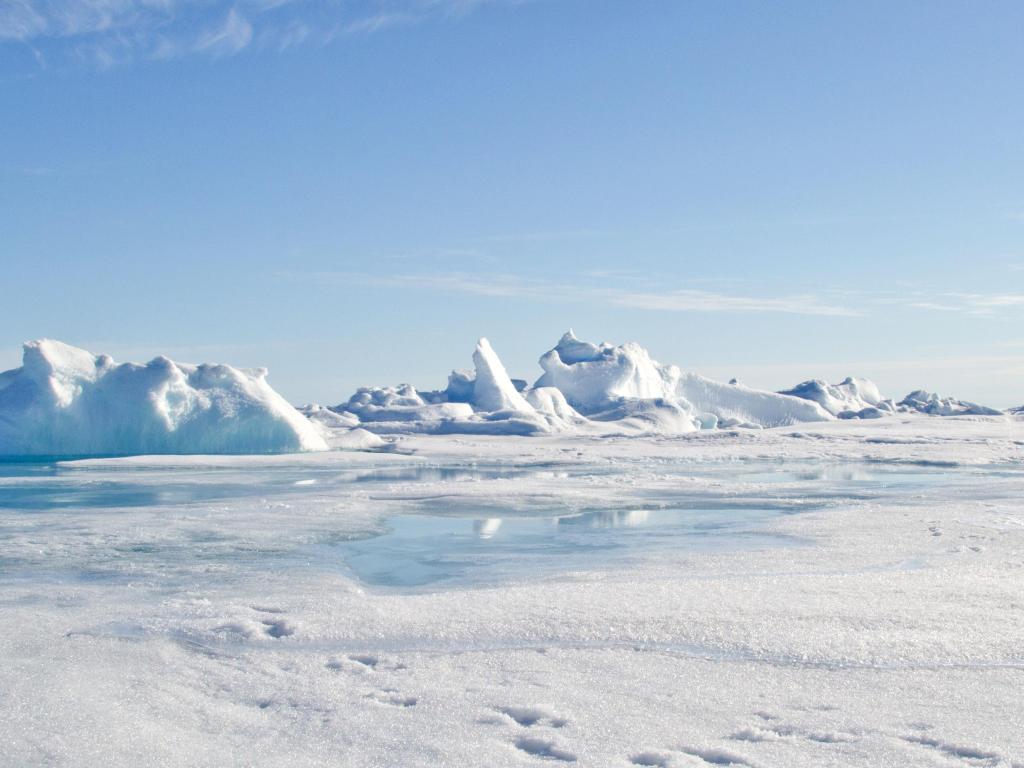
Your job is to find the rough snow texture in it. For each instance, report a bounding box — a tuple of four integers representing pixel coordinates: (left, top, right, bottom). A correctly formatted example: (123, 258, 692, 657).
(2, 418, 1022, 767)
(0, 340, 327, 456)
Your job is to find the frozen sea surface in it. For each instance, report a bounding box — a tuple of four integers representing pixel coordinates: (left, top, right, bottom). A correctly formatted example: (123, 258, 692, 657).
(1, 418, 1023, 767)
(0, 457, 963, 589)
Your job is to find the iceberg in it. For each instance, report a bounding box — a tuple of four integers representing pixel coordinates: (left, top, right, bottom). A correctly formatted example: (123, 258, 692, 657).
(335, 339, 570, 436)
(331, 331, 841, 436)
(679, 373, 833, 428)
(897, 390, 1003, 417)
(0, 340, 328, 456)
(534, 330, 681, 412)
(779, 377, 895, 419)
(343, 384, 474, 423)
(533, 331, 831, 429)
(470, 338, 536, 414)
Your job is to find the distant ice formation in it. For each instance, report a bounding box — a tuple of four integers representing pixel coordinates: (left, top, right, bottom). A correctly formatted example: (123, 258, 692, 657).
(780, 377, 1006, 419)
(318, 331, 841, 438)
(779, 377, 896, 419)
(0, 340, 328, 456)
(897, 390, 1003, 417)
(2, 332, 1007, 456)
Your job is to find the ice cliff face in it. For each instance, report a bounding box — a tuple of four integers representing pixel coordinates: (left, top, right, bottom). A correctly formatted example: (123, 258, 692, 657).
(0, 340, 328, 456)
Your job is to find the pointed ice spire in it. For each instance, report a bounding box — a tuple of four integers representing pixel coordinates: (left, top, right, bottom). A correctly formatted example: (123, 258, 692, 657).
(472, 338, 534, 413)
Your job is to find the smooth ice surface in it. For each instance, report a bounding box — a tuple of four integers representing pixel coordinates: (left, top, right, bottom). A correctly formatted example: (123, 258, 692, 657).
(0, 339, 327, 456)
(2, 417, 1023, 767)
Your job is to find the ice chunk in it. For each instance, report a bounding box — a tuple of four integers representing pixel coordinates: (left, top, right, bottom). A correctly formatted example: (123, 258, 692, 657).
(445, 369, 475, 403)
(780, 377, 894, 417)
(534, 331, 829, 429)
(526, 386, 585, 423)
(342, 385, 474, 422)
(299, 403, 360, 429)
(678, 373, 832, 428)
(534, 330, 681, 413)
(0, 340, 327, 456)
(471, 338, 535, 413)
(331, 427, 389, 451)
(898, 390, 1003, 417)
(585, 397, 701, 433)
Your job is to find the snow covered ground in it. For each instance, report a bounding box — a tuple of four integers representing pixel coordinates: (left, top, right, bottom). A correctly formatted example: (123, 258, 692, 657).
(2, 416, 1023, 766)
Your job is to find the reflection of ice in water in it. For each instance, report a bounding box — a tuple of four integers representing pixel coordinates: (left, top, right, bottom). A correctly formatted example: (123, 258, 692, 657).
(558, 509, 651, 529)
(473, 518, 503, 539)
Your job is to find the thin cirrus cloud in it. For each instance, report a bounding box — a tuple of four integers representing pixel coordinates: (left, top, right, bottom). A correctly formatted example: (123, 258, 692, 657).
(280, 270, 863, 317)
(907, 292, 1024, 316)
(283, 270, 1024, 319)
(0, 0, 518, 67)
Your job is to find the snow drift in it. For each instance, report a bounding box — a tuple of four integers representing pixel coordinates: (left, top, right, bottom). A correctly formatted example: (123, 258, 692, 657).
(0, 340, 328, 456)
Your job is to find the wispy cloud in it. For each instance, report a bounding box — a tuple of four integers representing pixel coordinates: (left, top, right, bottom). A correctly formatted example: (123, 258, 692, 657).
(195, 8, 253, 57)
(279, 268, 1024, 321)
(905, 292, 1024, 317)
(1, 0, 522, 67)
(280, 270, 862, 317)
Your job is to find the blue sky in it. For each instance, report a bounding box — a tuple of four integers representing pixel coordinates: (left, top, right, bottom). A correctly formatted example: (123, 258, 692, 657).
(2, 0, 1023, 406)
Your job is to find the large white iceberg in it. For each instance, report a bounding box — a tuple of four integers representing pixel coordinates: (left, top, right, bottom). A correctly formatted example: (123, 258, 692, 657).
(534, 331, 831, 429)
(0, 340, 328, 456)
(534, 330, 680, 411)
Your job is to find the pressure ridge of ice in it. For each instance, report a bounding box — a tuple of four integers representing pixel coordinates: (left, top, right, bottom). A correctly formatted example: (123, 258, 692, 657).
(0, 333, 1011, 455)
(325, 331, 1009, 439)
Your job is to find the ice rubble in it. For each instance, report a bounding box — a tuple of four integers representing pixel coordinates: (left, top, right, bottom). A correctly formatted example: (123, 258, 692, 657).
(779, 377, 896, 419)
(322, 331, 834, 437)
(4, 333, 1006, 455)
(0, 340, 328, 456)
(321, 331, 1008, 439)
(898, 390, 1003, 417)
